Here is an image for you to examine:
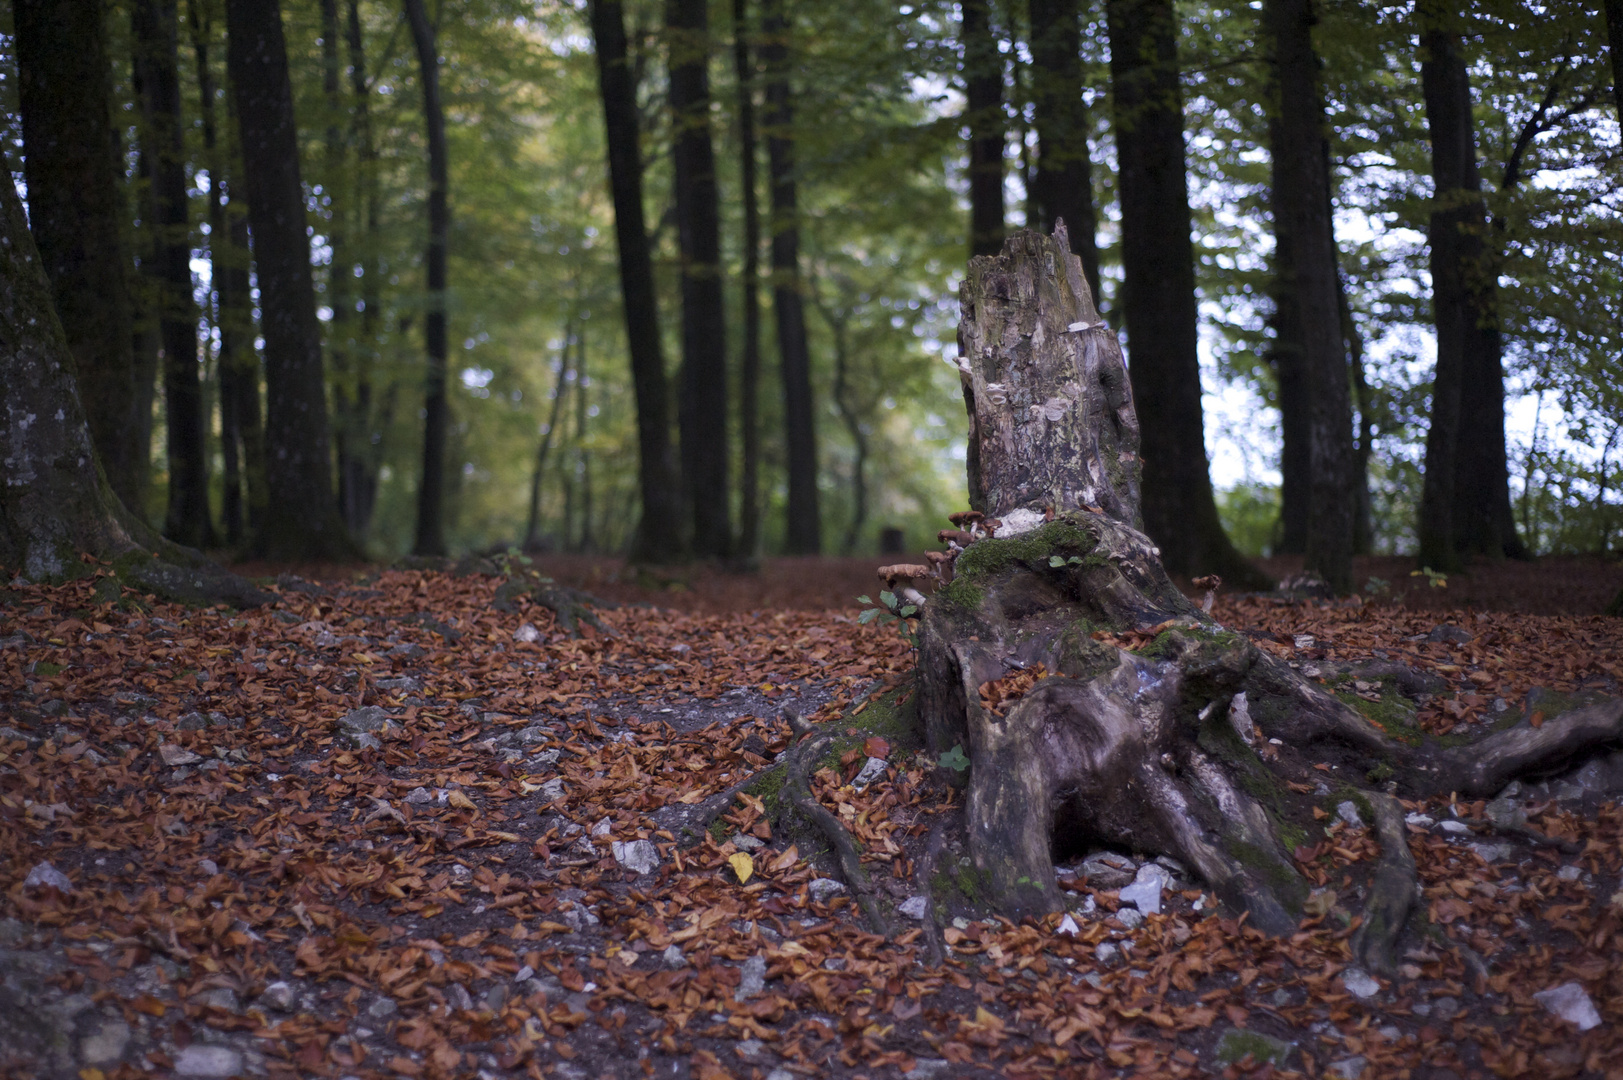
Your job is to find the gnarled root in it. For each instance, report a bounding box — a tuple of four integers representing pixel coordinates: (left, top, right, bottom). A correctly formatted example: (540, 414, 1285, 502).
(1349, 792, 1417, 974)
(781, 713, 891, 937)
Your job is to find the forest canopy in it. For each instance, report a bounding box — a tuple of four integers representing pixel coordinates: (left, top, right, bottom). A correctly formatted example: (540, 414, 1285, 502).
(0, 0, 1618, 570)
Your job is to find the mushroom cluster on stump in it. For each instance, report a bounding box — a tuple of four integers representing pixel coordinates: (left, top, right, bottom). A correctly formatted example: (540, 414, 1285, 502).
(913, 224, 1623, 971)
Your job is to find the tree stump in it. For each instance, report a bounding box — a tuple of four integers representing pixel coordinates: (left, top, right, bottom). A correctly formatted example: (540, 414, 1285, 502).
(919, 226, 1623, 970)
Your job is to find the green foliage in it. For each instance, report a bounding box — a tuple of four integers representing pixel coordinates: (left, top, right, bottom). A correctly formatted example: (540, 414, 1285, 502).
(937, 744, 969, 773)
(1410, 566, 1448, 589)
(1215, 483, 1281, 558)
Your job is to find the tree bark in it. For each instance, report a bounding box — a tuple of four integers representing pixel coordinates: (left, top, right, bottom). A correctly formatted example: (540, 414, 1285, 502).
(920, 226, 1623, 970)
(186, 0, 257, 546)
(404, 0, 450, 558)
(225, 0, 353, 560)
(1028, 0, 1102, 302)
(668, 0, 733, 559)
(588, 0, 684, 563)
(1417, 6, 1525, 569)
(337, 0, 384, 541)
(761, 0, 820, 556)
(1263, 0, 1353, 593)
(732, 0, 763, 561)
(13, 0, 145, 513)
(1608, 0, 1623, 125)
(1105, 0, 1268, 588)
(132, 0, 215, 551)
(0, 173, 268, 606)
(962, 0, 1005, 259)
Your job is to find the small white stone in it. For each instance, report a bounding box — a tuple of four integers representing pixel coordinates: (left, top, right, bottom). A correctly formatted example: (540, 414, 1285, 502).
(1405, 813, 1435, 827)
(851, 756, 888, 790)
(1439, 820, 1471, 834)
(1328, 1056, 1367, 1079)
(173, 1044, 244, 1077)
(259, 980, 296, 1012)
(898, 896, 928, 920)
(1055, 914, 1080, 937)
(611, 839, 660, 876)
(1336, 801, 1363, 828)
(1534, 982, 1602, 1031)
(514, 622, 541, 643)
(735, 955, 767, 1001)
(808, 878, 847, 904)
(24, 861, 72, 892)
(661, 944, 686, 968)
(1342, 968, 1381, 999)
(1119, 864, 1171, 915)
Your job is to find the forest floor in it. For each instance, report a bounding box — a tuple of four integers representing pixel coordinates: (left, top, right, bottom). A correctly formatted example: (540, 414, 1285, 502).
(2, 553, 1622, 1080)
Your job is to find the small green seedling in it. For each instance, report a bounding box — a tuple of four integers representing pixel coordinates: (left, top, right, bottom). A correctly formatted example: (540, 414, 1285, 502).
(1048, 555, 1087, 568)
(937, 744, 970, 772)
(1363, 576, 1390, 596)
(1410, 566, 1447, 589)
(856, 592, 919, 647)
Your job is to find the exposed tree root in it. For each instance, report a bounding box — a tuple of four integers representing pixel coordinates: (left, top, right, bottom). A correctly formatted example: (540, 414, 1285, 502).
(650, 767, 776, 847)
(914, 815, 953, 967)
(493, 573, 614, 638)
(781, 717, 891, 938)
(1349, 792, 1417, 974)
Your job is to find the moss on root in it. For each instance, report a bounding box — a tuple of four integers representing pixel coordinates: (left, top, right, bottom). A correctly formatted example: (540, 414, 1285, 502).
(952, 519, 1096, 582)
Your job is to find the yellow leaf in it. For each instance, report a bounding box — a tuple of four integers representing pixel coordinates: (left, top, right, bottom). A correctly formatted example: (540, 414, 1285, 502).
(447, 790, 477, 811)
(80, 1069, 107, 1080)
(728, 852, 754, 885)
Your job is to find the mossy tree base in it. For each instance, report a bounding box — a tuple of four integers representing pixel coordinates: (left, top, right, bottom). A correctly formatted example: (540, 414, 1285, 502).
(924, 227, 1623, 971)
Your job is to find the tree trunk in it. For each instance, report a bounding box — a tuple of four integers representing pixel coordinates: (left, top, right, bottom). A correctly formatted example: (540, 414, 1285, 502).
(588, 0, 684, 563)
(761, 0, 820, 556)
(1105, 0, 1268, 588)
(962, 0, 1005, 259)
(1417, 7, 1526, 569)
(1608, 0, 1623, 125)
(225, 0, 353, 561)
(1266, 149, 1311, 557)
(132, 0, 215, 550)
(1028, 0, 1102, 303)
(1264, 0, 1353, 593)
(404, 0, 450, 558)
(525, 330, 575, 550)
(1343, 280, 1375, 555)
(13, 0, 145, 513)
(0, 173, 268, 606)
(337, 0, 384, 541)
(732, 0, 763, 561)
(920, 226, 1623, 971)
(668, 0, 732, 559)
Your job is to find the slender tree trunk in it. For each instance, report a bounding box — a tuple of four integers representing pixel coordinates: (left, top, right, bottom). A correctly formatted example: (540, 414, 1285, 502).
(186, 0, 251, 545)
(339, 0, 383, 540)
(403, 0, 450, 557)
(1608, 0, 1623, 124)
(761, 0, 820, 555)
(132, 0, 215, 550)
(962, 0, 1005, 258)
(576, 326, 595, 553)
(667, 0, 732, 559)
(1029, 0, 1102, 301)
(13, 0, 144, 512)
(225, 0, 352, 560)
(1343, 281, 1375, 555)
(1105, 0, 1267, 586)
(525, 333, 574, 550)
(732, 0, 763, 560)
(588, 0, 684, 563)
(827, 310, 868, 556)
(1263, 0, 1353, 592)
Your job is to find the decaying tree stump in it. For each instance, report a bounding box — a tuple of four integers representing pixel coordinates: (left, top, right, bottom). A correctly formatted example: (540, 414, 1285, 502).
(918, 226, 1623, 971)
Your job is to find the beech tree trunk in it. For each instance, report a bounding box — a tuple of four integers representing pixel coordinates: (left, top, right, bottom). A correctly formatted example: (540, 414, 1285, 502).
(1264, 0, 1353, 593)
(668, 0, 732, 559)
(962, 0, 1005, 259)
(920, 226, 1623, 971)
(225, 0, 353, 560)
(761, 0, 820, 556)
(1417, 6, 1526, 569)
(0, 174, 267, 607)
(732, 0, 763, 560)
(1028, 0, 1102, 303)
(588, 0, 683, 563)
(405, 0, 450, 558)
(13, 0, 145, 513)
(1105, 0, 1268, 588)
